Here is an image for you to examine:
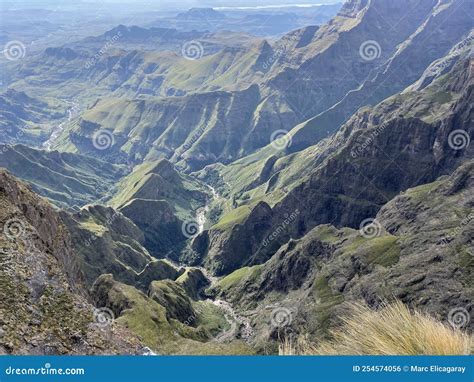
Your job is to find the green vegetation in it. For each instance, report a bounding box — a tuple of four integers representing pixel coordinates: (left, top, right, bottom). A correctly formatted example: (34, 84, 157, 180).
(218, 265, 263, 290)
(96, 276, 254, 354)
(110, 160, 207, 220)
(149, 280, 195, 323)
(194, 300, 231, 337)
(283, 301, 473, 355)
(311, 275, 344, 332)
(38, 286, 90, 345)
(0, 144, 126, 208)
(363, 237, 400, 267)
(405, 180, 444, 202)
(212, 205, 252, 231)
(313, 225, 343, 244)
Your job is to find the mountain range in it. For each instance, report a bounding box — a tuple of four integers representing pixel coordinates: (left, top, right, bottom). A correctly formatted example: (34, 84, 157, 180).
(0, 0, 472, 355)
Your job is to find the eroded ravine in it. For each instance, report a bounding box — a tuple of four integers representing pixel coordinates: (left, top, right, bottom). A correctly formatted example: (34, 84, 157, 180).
(177, 184, 254, 343)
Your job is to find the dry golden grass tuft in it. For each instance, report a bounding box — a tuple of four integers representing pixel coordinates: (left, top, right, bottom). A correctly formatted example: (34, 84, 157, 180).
(280, 301, 473, 355)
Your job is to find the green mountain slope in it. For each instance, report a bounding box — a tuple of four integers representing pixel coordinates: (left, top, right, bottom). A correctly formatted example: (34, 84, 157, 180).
(0, 89, 64, 146)
(204, 32, 474, 203)
(108, 160, 209, 258)
(0, 144, 127, 209)
(212, 160, 474, 351)
(7, 0, 469, 172)
(191, 49, 473, 276)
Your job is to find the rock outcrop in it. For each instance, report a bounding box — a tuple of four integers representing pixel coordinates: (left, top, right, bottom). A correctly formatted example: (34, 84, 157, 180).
(216, 161, 473, 349)
(0, 170, 142, 354)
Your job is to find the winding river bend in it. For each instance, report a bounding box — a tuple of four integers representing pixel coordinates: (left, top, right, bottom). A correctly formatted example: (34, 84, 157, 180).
(195, 185, 220, 233)
(43, 100, 80, 151)
(171, 185, 253, 343)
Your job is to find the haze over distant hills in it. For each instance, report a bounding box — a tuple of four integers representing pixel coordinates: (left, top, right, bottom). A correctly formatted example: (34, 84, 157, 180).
(0, 0, 472, 356)
(2, 1, 342, 10)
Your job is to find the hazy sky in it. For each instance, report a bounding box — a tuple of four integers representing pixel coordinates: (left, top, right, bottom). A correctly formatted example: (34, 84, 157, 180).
(3, 0, 342, 10)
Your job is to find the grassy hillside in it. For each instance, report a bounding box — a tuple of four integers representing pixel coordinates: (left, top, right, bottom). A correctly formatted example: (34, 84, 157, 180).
(0, 144, 127, 209)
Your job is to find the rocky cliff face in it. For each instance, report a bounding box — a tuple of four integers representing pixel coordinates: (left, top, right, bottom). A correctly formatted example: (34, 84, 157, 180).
(108, 159, 209, 258)
(272, 53, 473, 234)
(289, 0, 474, 152)
(192, 202, 274, 276)
(196, 51, 473, 277)
(60, 204, 179, 289)
(215, 161, 473, 349)
(0, 170, 142, 354)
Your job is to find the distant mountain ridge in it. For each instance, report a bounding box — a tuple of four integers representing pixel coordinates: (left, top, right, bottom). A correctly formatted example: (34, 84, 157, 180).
(0, 0, 473, 355)
(37, 0, 471, 173)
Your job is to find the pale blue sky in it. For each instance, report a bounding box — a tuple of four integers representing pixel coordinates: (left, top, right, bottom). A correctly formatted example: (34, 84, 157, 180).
(3, 0, 342, 9)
